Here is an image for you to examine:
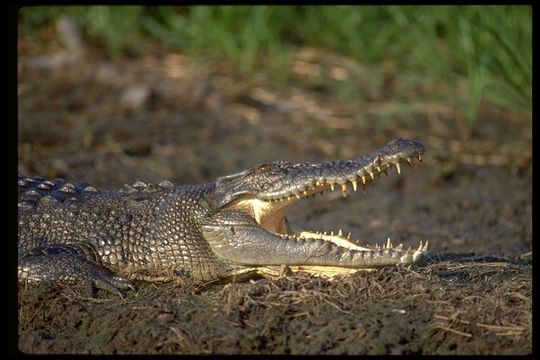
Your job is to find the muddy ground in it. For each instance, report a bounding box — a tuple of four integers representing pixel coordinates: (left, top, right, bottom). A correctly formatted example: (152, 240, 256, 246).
(17, 26, 532, 354)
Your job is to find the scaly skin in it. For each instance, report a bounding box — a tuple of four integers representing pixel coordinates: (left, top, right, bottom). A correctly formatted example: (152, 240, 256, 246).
(18, 138, 427, 296)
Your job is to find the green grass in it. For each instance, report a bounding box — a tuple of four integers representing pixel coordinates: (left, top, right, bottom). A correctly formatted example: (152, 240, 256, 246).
(19, 5, 531, 122)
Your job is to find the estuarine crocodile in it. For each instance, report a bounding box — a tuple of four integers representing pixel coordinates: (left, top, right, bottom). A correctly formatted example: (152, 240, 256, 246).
(18, 138, 427, 296)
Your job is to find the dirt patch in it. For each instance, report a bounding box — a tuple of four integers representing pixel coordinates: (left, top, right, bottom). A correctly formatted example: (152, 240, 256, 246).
(19, 258, 531, 354)
(17, 29, 531, 354)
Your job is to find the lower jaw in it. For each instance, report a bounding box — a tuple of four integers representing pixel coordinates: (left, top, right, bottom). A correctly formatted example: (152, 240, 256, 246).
(280, 224, 428, 266)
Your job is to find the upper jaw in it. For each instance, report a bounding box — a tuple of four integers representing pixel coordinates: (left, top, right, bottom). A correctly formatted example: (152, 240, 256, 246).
(261, 138, 425, 202)
(209, 138, 424, 209)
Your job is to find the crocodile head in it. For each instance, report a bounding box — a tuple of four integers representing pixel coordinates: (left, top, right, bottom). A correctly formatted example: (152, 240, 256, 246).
(202, 138, 428, 271)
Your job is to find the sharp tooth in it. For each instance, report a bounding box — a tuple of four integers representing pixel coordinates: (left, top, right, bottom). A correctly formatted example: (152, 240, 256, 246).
(361, 176, 366, 185)
(303, 190, 308, 196)
(395, 163, 401, 174)
(386, 238, 392, 249)
(406, 157, 413, 167)
(417, 155, 422, 162)
(376, 166, 381, 173)
(295, 194, 301, 199)
(338, 229, 343, 236)
(330, 183, 335, 191)
(352, 180, 358, 191)
(369, 171, 374, 180)
(323, 231, 327, 235)
(347, 232, 351, 240)
(341, 183, 347, 197)
(331, 231, 334, 236)
(288, 196, 292, 201)
(417, 241, 423, 251)
(423, 240, 429, 251)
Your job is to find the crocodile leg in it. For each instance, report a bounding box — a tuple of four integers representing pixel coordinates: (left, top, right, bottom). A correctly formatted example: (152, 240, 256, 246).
(202, 211, 427, 269)
(18, 244, 134, 297)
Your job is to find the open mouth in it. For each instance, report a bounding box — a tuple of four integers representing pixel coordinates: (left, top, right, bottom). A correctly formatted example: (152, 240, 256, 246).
(227, 150, 428, 265)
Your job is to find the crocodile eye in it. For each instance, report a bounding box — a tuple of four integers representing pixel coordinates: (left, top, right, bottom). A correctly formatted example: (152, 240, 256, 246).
(256, 163, 276, 174)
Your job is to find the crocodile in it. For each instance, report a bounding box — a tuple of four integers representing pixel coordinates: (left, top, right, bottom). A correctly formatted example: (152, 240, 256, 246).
(18, 138, 427, 296)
